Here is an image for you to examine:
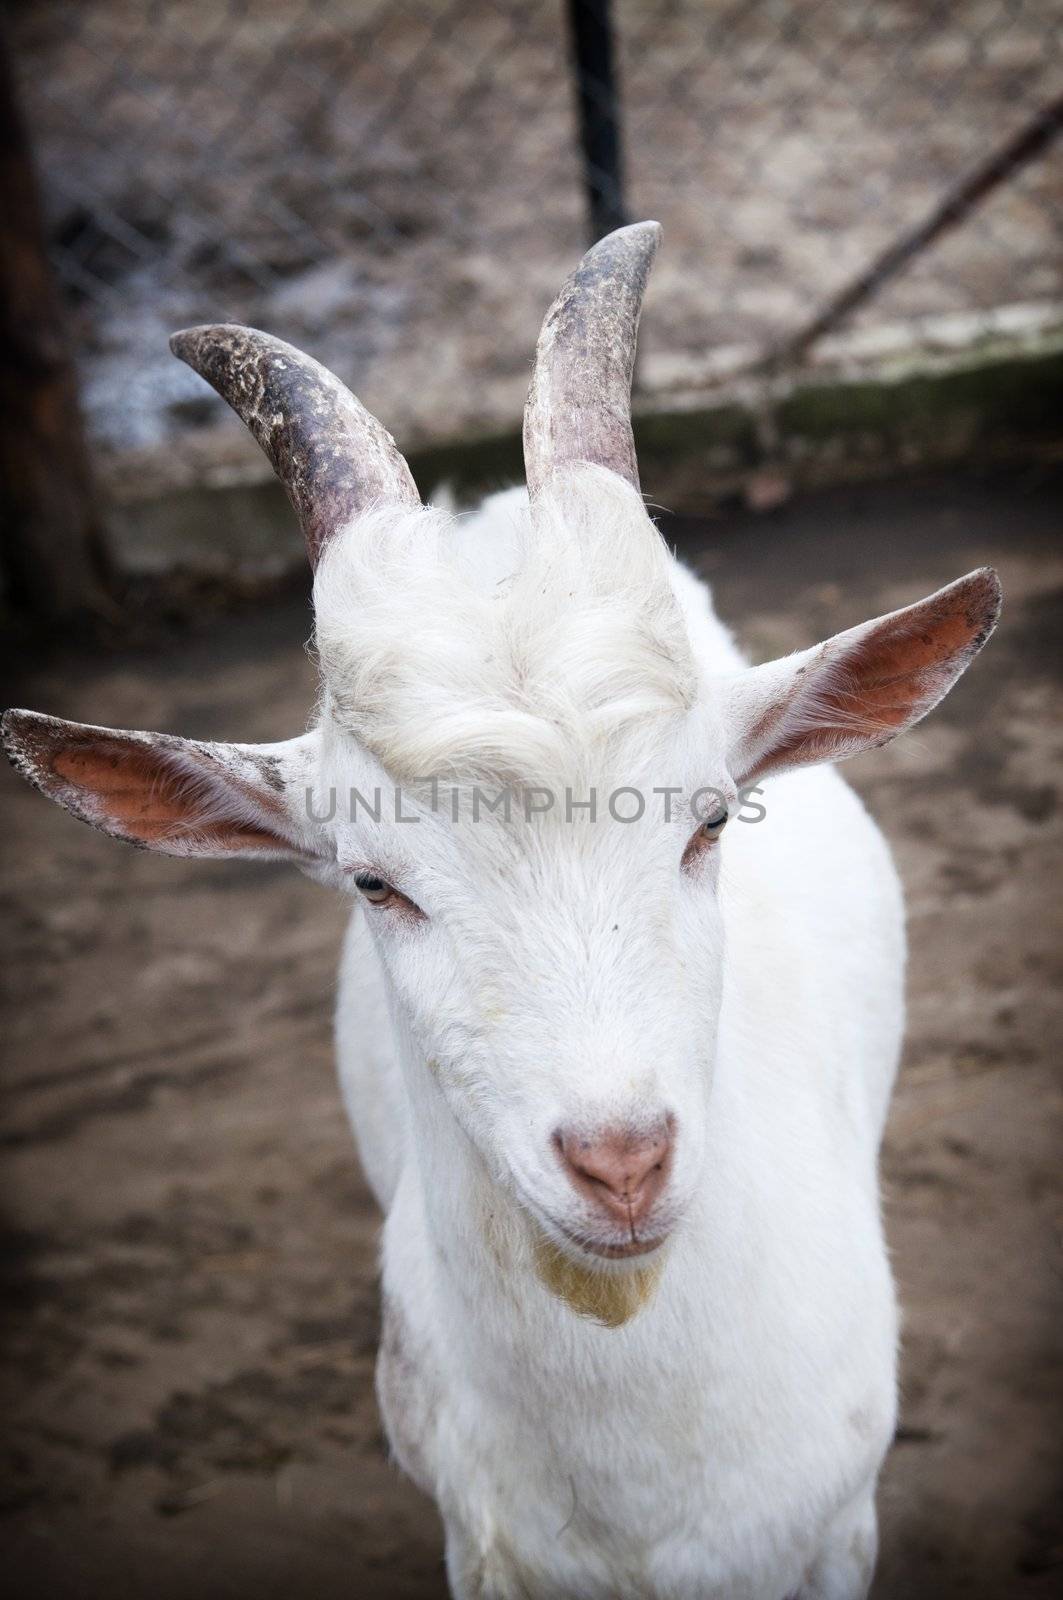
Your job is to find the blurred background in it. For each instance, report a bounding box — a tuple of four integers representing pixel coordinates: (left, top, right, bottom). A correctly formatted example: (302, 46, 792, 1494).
(1, 3, 1061, 1597)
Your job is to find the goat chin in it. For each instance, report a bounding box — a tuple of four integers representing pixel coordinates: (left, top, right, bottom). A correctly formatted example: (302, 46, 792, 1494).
(531, 1228, 668, 1329)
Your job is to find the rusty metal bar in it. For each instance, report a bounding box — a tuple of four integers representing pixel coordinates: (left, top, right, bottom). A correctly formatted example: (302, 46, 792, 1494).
(773, 89, 1063, 369)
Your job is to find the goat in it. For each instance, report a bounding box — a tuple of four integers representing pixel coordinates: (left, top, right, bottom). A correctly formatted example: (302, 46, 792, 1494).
(4, 223, 1000, 1599)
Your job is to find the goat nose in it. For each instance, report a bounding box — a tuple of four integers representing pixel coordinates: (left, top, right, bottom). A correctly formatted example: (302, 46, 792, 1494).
(556, 1120, 673, 1228)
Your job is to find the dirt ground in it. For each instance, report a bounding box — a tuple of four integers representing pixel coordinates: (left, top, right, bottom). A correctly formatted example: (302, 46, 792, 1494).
(1, 466, 1061, 1599)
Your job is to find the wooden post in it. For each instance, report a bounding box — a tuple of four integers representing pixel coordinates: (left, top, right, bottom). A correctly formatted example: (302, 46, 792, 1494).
(0, 30, 111, 620)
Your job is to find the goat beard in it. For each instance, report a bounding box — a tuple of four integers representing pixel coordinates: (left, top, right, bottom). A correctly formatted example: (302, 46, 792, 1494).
(531, 1229, 666, 1329)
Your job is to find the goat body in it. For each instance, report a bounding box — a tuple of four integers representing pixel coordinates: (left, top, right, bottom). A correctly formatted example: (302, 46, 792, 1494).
(337, 490, 900, 1600)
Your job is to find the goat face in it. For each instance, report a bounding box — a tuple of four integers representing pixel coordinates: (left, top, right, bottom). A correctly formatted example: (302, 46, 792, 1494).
(326, 707, 726, 1258)
(304, 461, 727, 1265)
(342, 788, 726, 1264)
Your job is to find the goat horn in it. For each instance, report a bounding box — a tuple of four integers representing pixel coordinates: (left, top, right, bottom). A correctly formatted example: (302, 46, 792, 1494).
(523, 220, 660, 499)
(169, 325, 420, 565)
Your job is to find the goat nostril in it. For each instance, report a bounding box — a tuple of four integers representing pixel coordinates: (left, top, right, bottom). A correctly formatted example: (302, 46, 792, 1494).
(556, 1121, 674, 1217)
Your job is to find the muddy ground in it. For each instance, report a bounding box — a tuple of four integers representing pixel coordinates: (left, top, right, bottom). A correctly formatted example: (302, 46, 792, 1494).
(1, 467, 1061, 1599)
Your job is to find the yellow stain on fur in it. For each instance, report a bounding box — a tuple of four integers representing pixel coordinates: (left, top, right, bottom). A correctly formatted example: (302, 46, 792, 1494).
(532, 1232, 663, 1328)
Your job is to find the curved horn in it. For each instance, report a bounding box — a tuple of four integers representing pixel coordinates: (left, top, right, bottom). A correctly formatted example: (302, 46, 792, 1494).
(523, 221, 660, 499)
(170, 325, 420, 565)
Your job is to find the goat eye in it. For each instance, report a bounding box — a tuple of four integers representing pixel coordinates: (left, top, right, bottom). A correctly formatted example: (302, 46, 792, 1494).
(681, 807, 729, 872)
(701, 808, 729, 840)
(351, 874, 425, 920)
(354, 873, 398, 905)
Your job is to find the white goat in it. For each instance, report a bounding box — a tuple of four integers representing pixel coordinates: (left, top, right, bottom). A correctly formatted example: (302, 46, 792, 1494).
(4, 223, 1000, 1600)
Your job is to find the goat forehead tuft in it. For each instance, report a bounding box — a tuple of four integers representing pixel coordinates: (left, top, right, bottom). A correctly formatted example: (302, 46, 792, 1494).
(311, 467, 699, 786)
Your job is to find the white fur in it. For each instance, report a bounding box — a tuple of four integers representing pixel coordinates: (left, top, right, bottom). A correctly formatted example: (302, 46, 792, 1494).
(321, 471, 903, 1599)
(314, 470, 698, 788)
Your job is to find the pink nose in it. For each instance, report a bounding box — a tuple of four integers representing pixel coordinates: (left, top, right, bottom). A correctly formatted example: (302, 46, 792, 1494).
(555, 1119, 674, 1231)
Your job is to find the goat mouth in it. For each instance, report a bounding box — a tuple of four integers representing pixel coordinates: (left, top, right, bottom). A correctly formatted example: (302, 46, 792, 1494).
(554, 1221, 669, 1262)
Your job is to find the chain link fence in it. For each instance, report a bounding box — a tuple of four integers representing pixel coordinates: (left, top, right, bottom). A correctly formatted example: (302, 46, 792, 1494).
(10, 0, 1063, 469)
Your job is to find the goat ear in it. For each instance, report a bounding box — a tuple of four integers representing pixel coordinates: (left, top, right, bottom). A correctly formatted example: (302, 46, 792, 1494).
(2, 710, 326, 863)
(726, 568, 1001, 785)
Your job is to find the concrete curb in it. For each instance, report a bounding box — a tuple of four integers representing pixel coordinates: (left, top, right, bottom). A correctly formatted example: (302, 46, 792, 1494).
(104, 303, 1063, 578)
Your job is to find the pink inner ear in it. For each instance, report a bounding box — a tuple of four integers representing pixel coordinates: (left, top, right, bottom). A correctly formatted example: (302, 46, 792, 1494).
(821, 577, 997, 729)
(815, 613, 973, 736)
(742, 569, 1000, 781)
(48, 735, 289, 853)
